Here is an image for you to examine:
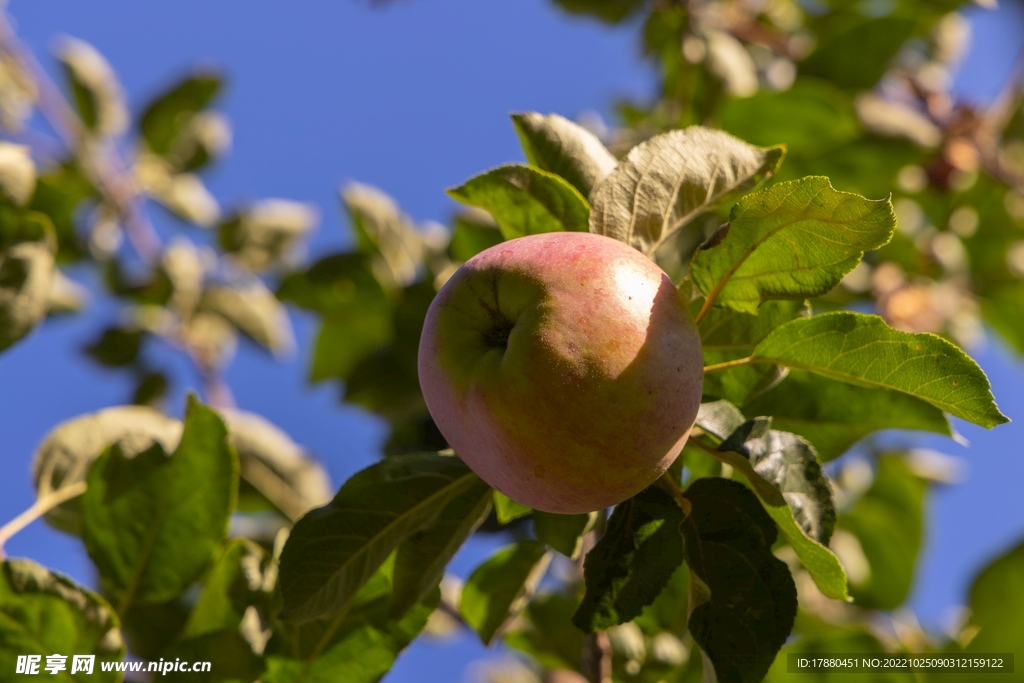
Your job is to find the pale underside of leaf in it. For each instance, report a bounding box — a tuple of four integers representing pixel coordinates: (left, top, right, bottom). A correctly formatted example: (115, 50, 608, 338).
(589, 126, 783, 255)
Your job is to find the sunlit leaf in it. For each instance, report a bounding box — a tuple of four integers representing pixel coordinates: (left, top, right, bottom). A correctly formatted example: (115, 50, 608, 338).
(447, 164, 590, 239)
(512, 111, 617, 199)
(0, 559, 125, 682)
(691, 177, 896, 315)
(533, 510, 597, 559)
(81, 396, 237, 609)
(748, 312, 1008, 428)
(589, 127, 783, 255)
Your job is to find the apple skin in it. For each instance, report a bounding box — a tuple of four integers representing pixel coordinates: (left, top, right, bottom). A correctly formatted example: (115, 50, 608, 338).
(418, 232, 703, 514)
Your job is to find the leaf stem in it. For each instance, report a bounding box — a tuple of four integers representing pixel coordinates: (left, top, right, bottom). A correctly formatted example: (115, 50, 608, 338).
(659, 471, 692, 518)
(0, 482, 87, 559)
(702, 356, 758, 374)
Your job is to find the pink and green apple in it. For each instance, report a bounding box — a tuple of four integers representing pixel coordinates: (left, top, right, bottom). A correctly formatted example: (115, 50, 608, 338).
(418, 232, 703, 514)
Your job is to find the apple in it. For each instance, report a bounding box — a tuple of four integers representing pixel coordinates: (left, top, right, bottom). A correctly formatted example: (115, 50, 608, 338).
(418, 231, 703, 514)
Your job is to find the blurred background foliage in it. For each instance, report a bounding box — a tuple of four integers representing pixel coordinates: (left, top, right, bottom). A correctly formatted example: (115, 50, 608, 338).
(0, 0, 1023, 681)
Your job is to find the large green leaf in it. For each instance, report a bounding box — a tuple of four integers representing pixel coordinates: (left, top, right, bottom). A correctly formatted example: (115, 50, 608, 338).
(511, 111, 617, 199)
(682, 478, 797, 683)
(447, 164, 590, 239)
(460, 541, 551, 645)
(573, 486, 685, 632)
(589, 127, 783, 255)
(743, 370, 953, 461)
(720, 418, 835, 545)
(0, 559, 126, 682)
(266, 556, 436, 683)
(696, 403, 849, 602)
(691, 177, 896, 315)
(81, 396, 237, 610)
(743, 312, 1008, 428)
(838, 455, 927, 610)
(277, 452, 482, 622)
(388, 476, 492, 618)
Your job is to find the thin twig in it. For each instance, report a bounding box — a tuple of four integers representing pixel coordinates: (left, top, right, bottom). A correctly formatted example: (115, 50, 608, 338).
(0, 482, 87, 558)
(0, 11, 162, 264)
(581, 631, 613, 683)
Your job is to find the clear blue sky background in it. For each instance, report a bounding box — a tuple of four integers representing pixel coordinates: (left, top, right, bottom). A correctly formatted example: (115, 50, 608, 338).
(0, 1, 1022, 680)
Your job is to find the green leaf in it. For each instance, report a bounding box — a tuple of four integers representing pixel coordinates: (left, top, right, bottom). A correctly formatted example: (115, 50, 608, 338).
(56, 38, 126, 136)
(743, 370, 953, 461)
(388, 476, 492, 618)
(573, 486, 685, 632)
(277, 452, 482, 622)
(511, 111, 617, 199)
(698, 406, 849, 602)
(460, 541, 551, 645)
(720, 418, 836, 545)
(493, 491, 532, 525)
(220, 408, 333, 522)
(961, 538, 1024, 659)
(690, 177, 896, 315)
(266, 556, 437, 683)
(698, 300, 808, 405)
(504, 593, 584, 671)
(589, 127, 783, 255)
(342, 182, 426, 289)
(200, 281, 295, 356)
(448, 209, 503, 262)
(682, 478, 797, 683)
(139, 72, 221, 156)
(764, 616, 915, 683)
(29, 162, 95, 262)
(533, 510, 597, 559)
(84, 326, 143, 368)
(31, 405, 183, 535)
(747, 312, 1008, 428)
(180, 540, 265, 640)
(277, 253, 394, 382)
(218, 200, 318, 272)
(838, 455, 927, 610)
(166, 540, 268, 683)
(0, 559, 125, 682)
(447, 164, 590, 239)
(81, 396, 238, 609)
(801, 15, 915, 90)
(634, 561, 689, 636)
(718, 78, 859, 158)
(0, 239, 54, 352)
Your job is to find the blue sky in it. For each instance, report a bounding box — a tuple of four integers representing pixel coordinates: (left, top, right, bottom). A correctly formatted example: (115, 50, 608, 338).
(1, 1, 1022, 680)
